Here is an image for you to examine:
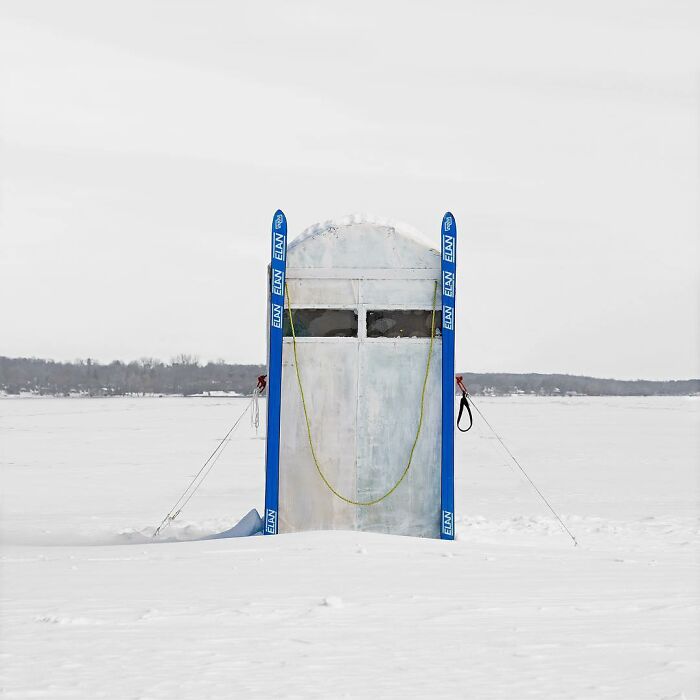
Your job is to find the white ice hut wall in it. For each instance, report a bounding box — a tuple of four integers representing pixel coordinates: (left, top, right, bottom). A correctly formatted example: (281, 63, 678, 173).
(269, 215, 446, 538)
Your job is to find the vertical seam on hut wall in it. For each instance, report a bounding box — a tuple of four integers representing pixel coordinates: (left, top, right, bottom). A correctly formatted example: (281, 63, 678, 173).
(356, 277, 366, 520)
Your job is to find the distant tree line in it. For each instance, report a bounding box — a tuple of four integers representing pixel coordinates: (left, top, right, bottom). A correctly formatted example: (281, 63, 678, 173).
(456, 372, 699, 397)
(0, 357, 697, 397)
(0, 355, 265, 397)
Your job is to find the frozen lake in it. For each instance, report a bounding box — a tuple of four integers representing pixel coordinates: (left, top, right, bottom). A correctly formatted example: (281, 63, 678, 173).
(1, 396, 698, 699)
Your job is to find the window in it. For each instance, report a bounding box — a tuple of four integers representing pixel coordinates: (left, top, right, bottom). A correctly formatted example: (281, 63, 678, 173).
(366, 310, 442, 338)
(283, 308, 358, 338)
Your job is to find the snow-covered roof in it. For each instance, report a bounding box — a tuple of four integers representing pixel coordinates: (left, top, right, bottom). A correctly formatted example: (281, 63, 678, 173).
(287, 213, 440, 270)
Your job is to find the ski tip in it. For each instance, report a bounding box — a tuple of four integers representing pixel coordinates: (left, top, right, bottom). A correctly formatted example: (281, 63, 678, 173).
(272, 210, 287, 232)
(442, 212, 455, 230)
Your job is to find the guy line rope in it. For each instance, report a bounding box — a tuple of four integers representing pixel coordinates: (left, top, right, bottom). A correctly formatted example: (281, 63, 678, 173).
(152, 386, 260, 538)
(456, 377, 578, 547)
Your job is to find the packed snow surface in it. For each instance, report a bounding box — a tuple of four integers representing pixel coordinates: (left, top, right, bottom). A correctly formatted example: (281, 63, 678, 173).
(1, 396, 698, 699)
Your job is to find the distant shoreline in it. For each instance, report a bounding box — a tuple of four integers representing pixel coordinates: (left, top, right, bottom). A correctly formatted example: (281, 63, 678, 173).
(1, 357, 698, 397)
(1, 392, 697, 400)
(454, 372, 700, 397)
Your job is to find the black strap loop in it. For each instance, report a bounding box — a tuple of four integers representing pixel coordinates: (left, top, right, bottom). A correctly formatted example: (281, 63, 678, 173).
(457, 391, 473, 433)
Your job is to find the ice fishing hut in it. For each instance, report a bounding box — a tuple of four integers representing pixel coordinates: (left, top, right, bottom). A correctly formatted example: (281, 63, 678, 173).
(264, 213, 457, 539)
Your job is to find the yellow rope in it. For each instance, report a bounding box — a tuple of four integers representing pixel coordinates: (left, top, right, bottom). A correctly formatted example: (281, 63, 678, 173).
(285, 281, 438, 506)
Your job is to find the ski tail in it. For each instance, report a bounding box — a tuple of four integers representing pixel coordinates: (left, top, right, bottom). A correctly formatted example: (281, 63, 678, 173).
(263, 209, 288, 535)
(440, 211, 456, 540)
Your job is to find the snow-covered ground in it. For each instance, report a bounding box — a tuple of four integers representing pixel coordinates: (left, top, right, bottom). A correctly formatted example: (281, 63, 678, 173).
(1, 396, 698, 699)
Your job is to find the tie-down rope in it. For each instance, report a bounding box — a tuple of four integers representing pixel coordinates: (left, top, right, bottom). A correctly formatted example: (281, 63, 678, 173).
(456, 376, 578, 547)
(152, 392, 255, 537)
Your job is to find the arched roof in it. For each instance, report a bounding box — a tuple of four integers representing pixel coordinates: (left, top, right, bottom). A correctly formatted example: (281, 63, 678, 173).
(287, 214, 440, 270)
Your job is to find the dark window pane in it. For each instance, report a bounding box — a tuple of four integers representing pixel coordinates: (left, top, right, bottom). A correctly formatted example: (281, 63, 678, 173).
(284, 308, 358, 337)
(366, 310, 442, 338)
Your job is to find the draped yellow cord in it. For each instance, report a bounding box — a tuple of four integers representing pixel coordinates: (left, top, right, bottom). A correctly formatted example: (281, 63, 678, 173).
(285, 280, 438, 506)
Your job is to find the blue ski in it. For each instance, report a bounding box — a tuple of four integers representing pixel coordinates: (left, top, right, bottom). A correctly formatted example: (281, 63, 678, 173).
(440, 212, 456, 540)
(263, 209, 288, 535)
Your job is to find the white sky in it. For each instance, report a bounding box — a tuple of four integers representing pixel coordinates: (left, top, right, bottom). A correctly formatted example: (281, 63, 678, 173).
(0, 0, 698, 379)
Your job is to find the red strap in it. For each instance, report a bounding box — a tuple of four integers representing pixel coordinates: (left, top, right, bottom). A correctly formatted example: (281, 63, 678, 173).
(257, 375, 267, 391)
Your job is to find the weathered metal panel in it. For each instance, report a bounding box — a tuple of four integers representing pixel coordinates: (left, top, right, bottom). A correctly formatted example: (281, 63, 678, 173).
(360, 278, 439, 307)
(285, 278, 359, 307)
(286, 268, 441, 280)
(278, 339, 358, 534)
(355, 338, 442, 537)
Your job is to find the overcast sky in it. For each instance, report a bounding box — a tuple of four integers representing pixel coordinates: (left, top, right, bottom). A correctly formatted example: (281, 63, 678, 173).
(0, 0, 698, 379)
